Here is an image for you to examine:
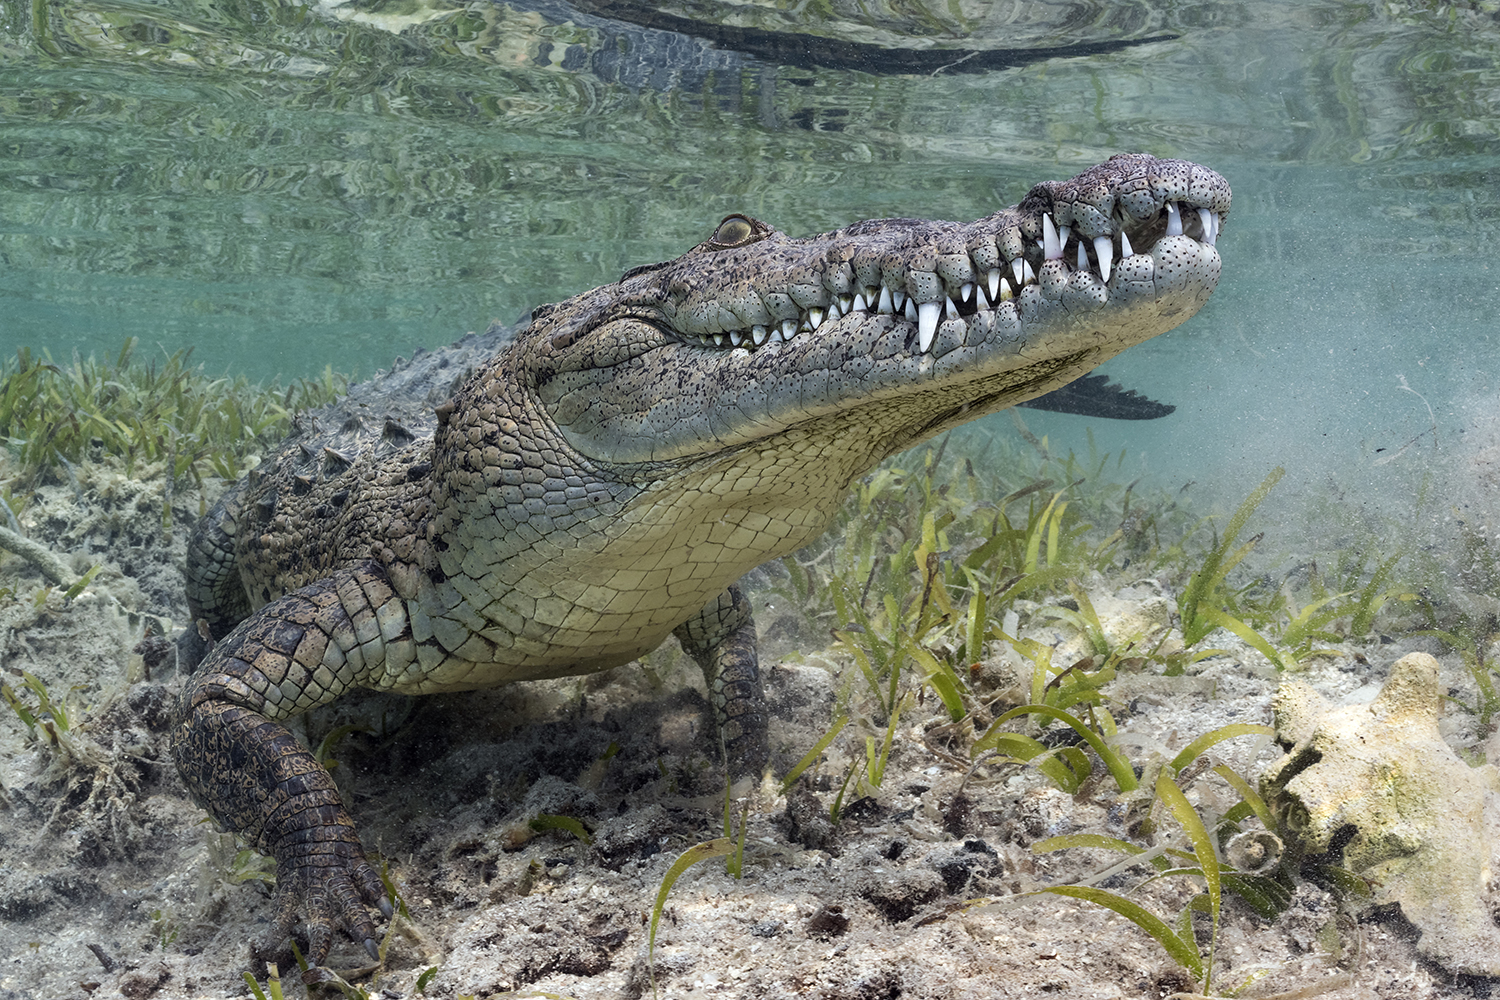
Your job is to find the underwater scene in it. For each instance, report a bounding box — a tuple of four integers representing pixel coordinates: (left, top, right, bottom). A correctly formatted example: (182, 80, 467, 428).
(3, 1, 1500, 997)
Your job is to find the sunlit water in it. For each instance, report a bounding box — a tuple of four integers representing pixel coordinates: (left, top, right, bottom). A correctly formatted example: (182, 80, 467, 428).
(3, 0, 1500, 539)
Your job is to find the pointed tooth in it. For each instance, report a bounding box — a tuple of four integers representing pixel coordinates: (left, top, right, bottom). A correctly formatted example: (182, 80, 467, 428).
(1120, 229, 1134, 257)
(1011, 258, 1025, 285)
(751, 324, 768, 346)
(1042, 213, 1062, 260)
(917, 301, 940, 353)
(1165, 201, 1183, 237)
(1021, 260, 1036, 284)
(1058, 224, 1071, 249)
(903, 297, 918, 322)
(729, 329, 742, 346)
(999, 278, 1013, 302)
(781, 318, 797, 340)
(713, 334, 725, 346)
(837, 294, 853, 315)
(892, 288, 907, 311)
(851, 292, 868, 312)
(986, 268, 1000, 303)
(1076, 241, 1088, 271)
(943, 295, 958, 320)
(1197, 207, 1213, 244)
(808, 307, 825, 330)
(1094, 236, 1113, 283)
(959, 282, 973, 304)
(877, 285, 894, 314)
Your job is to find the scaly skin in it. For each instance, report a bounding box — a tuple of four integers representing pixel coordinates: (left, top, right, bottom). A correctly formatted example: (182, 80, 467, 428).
(172, 153, 1229, 966)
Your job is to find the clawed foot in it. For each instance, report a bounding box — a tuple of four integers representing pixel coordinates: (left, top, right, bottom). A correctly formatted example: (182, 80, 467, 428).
(257, 837, 393, 970)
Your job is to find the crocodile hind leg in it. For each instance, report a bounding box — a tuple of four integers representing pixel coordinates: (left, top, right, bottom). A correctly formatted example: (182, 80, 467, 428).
(673, 584, 769, 773)
(178, 492, 255, 671)
(183, 493, 257, 638)
(172, 561, 404, 965)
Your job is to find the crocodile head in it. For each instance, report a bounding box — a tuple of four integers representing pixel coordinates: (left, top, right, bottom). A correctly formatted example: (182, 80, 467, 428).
(431, 153, 1226, 659)
(522, 154, 1222, 470)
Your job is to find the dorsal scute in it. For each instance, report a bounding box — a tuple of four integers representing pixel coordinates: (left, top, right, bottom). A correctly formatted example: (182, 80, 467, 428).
(256, 324, 519, 486)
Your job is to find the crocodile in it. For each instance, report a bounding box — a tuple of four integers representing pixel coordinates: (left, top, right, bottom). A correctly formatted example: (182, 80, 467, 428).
(171, 152, 1228, 967)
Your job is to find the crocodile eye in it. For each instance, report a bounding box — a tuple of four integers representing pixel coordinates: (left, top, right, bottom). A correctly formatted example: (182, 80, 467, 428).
(710, 215, 756, 247)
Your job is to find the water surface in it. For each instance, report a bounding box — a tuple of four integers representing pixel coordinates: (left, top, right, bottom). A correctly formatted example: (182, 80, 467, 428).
(3, 0, 1499, 523)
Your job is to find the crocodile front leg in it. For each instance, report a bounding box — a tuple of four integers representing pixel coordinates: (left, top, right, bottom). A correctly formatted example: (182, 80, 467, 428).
(673, 584, 769, 773)
(171, 561, 403, 964)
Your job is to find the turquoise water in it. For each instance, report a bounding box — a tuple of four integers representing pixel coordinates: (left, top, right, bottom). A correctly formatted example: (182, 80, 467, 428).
(3, 0, 1499, 511)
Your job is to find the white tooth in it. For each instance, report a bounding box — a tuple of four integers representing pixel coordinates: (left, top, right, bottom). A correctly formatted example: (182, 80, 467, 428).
(1208, 211, 1221, 246)
(781, 319, 797, 340)
(893, 288, 907, 311)
(751, 324, 768, 346)
(1042, 214, 1062, 260)
(1076, 241, 1088, 271)
(1094, 236, 1113, 283)
(713, 334, 725, 346)
(1021, 260, 1036, 284)
(837, 294, 852, 315)
(1058, 224, 1071, 249)
(999, 279, 1013, 302)
(959, 282, 973, 304)
(1197, 207, 1213, 244)
(808, 307, 825, 330)
(729, 329, 743, 346)
(1011, 258, 1025, 285)
(904, 298, 918, 322)
(1120, 230, 1134, 257)
(943, 295, 958, 320)
(877, 285, 894, 314)
(986, 268, 1000, 303)
(851, 292, 868, 312)
(917, 301, 939, 353)
(1165, 201, 1183, 237)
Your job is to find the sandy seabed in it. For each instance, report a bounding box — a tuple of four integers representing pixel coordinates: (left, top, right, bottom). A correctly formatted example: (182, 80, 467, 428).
(0, 455, 1494, 1000)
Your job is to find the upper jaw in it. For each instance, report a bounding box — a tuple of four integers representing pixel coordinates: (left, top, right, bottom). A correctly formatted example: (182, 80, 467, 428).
(642, 153, 1229, 356)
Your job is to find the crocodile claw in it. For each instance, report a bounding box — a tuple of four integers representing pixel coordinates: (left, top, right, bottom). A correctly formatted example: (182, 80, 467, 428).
(264, 836, 390, 967)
